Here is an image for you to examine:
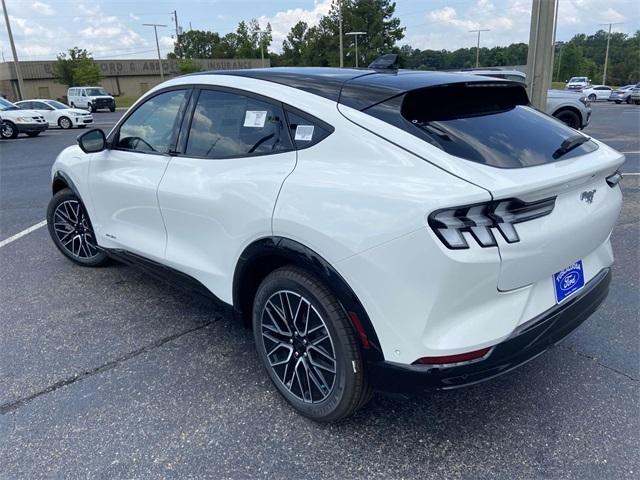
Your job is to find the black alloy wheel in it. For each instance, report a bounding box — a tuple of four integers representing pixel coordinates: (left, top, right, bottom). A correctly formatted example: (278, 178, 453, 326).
(47, 188, 108, 267)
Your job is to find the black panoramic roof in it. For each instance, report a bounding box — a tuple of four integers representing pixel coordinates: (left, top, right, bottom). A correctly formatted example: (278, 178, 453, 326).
(194, 67, 511, 111)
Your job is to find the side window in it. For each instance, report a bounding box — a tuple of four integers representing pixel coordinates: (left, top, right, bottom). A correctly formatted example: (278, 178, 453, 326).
(285, 109, 333, 149)
(185, 89, 291, 158)
(117, 89, 187, 154)
(19, 101, 32, 109)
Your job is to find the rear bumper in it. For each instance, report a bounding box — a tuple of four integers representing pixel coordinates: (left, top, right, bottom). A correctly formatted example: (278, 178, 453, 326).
(367, 267, 611, 394)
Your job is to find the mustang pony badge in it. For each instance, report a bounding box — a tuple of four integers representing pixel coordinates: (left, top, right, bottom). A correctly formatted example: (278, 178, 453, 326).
(580, 189, 596, 204)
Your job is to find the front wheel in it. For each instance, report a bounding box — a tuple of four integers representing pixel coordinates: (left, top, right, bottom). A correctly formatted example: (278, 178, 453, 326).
(58, 116, 72, 129)
(47, 188, 108, 267)
(615, 100, 622, 104)
(253, 267, 371, 422)
(588, 94, 597, 102)
(109, 106, 116, 112)
(554, 109, 581, 129)
(88, 103, 96, 113)
(26, 132, 40, 137)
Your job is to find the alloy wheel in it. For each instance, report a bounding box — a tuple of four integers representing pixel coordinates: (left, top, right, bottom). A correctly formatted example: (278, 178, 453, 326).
(59, 117, 72, 129)
(52, 199, 100, 259)
(260, 290, 337, 403)
(1, 123, 15, 138)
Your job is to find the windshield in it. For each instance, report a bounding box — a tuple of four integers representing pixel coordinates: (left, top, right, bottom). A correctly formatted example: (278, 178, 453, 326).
(569, 77, 587, 83)
(86, 88, 108, 96)
(45, 100, 70, 109)
(0, 97, 19, 111)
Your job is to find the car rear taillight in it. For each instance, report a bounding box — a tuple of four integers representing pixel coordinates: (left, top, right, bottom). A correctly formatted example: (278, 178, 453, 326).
(428, 197, 556, 249)
(413, 347, 492, 366)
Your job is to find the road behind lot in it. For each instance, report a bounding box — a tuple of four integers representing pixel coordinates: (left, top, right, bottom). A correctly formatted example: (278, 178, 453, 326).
(0, 103, 638, 479)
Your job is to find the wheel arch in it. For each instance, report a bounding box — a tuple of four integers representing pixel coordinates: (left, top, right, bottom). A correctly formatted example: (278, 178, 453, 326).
(233, 236, 384, 361)
(52, 170, 81, 197)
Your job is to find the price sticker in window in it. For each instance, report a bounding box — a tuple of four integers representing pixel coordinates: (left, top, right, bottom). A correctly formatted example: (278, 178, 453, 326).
(243, 110, 267, 128)
(294, 125, 314, 141)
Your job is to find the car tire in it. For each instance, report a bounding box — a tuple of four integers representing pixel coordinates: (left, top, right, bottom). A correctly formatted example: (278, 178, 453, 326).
(58, 116, 73, 129)
(588, 94, 597, 102)
(253, 266, 371, 422)
(70, 102, 76, 108)
(554, 109, 581, 129)
(47, 188, 109, 267)
(26, 132, 40, 137)
(1, 121, 18, 139)
(109, 106, 116, 112)
(626, 97, 631, 104)
(615, 100, 621, 104)
(88, 103, 96, 113)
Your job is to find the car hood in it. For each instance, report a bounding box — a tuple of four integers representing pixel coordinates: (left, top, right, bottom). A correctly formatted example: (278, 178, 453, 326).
(547, 89, 582, 98)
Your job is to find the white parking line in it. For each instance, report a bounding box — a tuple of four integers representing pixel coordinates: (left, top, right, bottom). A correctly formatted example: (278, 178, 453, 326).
(623, 172, 640, 176)
(0, 220, 47, 248)
(621, 151, 640, 154)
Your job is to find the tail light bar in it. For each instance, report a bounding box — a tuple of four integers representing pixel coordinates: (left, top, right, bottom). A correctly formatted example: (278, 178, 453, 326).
(428, 197, 556, 249)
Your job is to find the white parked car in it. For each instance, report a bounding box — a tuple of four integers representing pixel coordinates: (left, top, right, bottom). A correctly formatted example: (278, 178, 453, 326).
(566, 76, 591, 91)
(0, 97, 48, 138)
(581, 85, 613, 102)
(47, 67, 624, 422)
(67, 86, 115, 112)
(15, 99, 93, 129)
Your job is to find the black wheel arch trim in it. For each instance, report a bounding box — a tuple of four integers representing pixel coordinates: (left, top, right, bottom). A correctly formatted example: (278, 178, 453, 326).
(52, 170, 81, 198)
(233, 236, 384, 362)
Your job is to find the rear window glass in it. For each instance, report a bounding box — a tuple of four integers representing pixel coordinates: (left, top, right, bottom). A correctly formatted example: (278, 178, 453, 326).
(372, 83, 597, 169)
(285, 109, 332, 149)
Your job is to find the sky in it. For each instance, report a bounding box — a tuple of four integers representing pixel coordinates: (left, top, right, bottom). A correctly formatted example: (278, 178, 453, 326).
(0, 0, 638, 61)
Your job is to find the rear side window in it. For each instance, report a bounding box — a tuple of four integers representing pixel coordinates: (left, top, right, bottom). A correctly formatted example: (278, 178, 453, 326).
(117, 89, 187, 154)
(185, 89, 291, 158)
(285, 109, 332, 149)
(365, 83, 597, 168)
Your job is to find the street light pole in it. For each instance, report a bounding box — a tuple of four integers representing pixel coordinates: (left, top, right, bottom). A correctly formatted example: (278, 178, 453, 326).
(338, 0, 344, 68)
(468, 28, 490, 68)
(346, 31, 367, 68)
(1, 0, 26, 100)
(599, 22, 623, 85)
(143, 23, 167, 81)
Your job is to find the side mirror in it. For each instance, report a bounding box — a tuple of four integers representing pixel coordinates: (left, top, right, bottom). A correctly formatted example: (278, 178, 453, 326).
(78, 128, 106, 153)
(564, 79, 568, 83)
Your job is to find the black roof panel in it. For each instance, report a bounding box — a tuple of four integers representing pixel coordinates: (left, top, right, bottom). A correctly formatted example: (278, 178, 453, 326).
(195, 67, 512, 110)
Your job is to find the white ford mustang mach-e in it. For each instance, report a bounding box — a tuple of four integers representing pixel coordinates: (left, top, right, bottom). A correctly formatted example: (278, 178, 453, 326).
(47, 66, 624, 422)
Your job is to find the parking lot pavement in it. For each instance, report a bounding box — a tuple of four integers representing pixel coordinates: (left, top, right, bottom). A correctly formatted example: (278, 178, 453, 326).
(584, 102, 640, 174)
(1, 103, 639, 479)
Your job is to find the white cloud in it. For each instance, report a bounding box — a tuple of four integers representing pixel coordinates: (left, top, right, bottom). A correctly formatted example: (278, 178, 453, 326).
(31, 1, 54, 16)
(129, 13, 141, 21)
(257, 0, 333, 52)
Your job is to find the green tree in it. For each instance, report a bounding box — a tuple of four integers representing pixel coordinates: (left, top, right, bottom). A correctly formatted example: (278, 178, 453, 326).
(53, 47, 102, 87)
(177, 58, 203, 74)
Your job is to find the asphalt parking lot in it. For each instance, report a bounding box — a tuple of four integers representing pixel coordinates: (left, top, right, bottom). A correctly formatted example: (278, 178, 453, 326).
(1, 103, 638, 479)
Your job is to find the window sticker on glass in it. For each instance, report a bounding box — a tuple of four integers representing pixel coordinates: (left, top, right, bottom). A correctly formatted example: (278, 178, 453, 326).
(243, 110, 267, 128)
(295, 125, 314, 141)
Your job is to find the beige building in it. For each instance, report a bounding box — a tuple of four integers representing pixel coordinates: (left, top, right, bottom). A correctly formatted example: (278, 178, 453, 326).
(0, 58, 269, 102)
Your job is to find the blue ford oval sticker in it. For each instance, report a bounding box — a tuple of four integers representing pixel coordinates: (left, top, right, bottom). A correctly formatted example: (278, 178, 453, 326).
(553, 260, 585, 303)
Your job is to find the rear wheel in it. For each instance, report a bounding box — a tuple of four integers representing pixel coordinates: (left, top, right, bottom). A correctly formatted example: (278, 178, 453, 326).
(1, 121, 18, 139)
(554, 109, 581, 129)
(588, 94, 597, 102)
(47, 188, 108, 267)
(253, 267, 370, 422)
(615, 100, 621, 104)
(109, 106, 116, 112)
(26, 132, 40, 137)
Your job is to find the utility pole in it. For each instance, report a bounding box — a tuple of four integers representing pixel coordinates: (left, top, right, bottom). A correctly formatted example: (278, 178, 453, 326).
(338, 0, 344, 68)
(346, 31, 366, 68)
(555, 41, 563, 82)
(469, 28, 490, 68)
(143, 23, 167, 81)
(172, 10, 180, 58)
(257, 30, 267, 67)
(599, 22, 623, 85)
(526, 0, 557, 110)
(1, 0, 26, 100)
